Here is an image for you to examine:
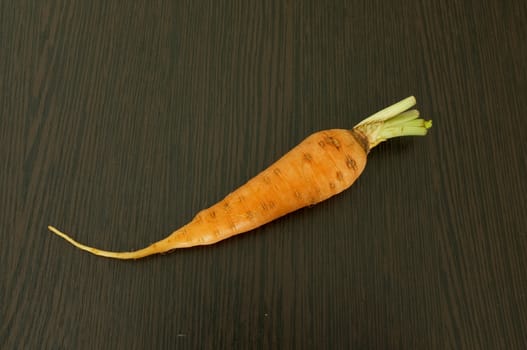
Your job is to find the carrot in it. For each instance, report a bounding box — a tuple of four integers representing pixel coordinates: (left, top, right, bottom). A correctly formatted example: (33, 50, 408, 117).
(48, 96, 432, 259)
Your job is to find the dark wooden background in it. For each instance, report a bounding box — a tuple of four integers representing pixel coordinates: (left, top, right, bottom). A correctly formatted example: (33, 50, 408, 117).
(1, 0, 526, 349)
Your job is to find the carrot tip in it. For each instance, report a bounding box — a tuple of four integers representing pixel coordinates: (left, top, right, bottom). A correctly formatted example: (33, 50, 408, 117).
(48, 224, 166, 259)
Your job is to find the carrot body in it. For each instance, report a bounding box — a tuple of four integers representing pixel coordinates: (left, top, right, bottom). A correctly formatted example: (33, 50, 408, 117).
(182, 128, 368, 242)
(49, 96, 432, 259)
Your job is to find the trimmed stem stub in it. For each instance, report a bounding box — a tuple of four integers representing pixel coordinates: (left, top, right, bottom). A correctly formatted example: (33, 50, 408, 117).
(352, 96, 432, 149)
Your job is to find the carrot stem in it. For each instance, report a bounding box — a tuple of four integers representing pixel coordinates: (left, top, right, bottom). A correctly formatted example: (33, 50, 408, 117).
(353, 96, 432, 149)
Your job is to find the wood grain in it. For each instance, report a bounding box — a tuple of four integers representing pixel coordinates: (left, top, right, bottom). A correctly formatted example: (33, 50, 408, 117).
(1, 0, 526, 348)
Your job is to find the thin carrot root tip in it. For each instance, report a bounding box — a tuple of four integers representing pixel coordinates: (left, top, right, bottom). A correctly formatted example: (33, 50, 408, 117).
(48, 225, 161, 259)
(48, 226, 93, 251)
(49, 95, 432, 260)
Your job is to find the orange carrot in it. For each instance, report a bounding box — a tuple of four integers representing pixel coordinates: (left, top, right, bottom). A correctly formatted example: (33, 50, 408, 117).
(49, 96, 432, 259)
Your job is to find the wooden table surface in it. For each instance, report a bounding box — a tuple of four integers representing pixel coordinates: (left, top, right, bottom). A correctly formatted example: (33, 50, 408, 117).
(2, 1, 526, 349)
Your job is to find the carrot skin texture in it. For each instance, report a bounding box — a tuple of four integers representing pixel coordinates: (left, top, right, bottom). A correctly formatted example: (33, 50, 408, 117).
(48, 129, 367, 259)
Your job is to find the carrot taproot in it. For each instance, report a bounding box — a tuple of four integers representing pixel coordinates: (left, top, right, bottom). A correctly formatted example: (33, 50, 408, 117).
(48, 96, 432, 259)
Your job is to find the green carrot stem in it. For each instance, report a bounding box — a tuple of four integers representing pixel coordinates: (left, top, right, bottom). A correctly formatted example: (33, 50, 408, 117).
(353, 96, 432, 149)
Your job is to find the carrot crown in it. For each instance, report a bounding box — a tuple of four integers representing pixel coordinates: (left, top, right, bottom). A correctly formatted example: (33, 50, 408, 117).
(353, 96, 432, 149)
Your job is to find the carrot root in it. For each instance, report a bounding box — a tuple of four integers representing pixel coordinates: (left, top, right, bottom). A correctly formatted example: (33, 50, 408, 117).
(48, 226, 159, 259)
